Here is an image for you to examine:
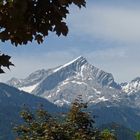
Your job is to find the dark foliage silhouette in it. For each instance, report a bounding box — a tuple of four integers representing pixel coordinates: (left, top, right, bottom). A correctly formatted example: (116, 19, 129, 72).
(0, 0, 86, 73)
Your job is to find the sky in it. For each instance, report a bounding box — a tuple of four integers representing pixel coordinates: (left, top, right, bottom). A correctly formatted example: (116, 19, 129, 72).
(0, 0, 140, 83)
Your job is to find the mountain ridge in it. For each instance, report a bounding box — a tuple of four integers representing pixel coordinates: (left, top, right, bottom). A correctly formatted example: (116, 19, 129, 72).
(7, 56, 140, 107)
(7, 56, 123, 106)
(0, 82, 62, 140)
(4, 56, 140, 131)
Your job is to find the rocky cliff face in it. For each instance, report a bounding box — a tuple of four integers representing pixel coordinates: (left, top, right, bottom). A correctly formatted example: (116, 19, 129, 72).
(8, 56, 122, 106)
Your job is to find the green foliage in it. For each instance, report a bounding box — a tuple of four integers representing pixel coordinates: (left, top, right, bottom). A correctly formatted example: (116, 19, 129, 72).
(14, 98, 116, 140)
(135, 132, 140, 140)
(65, 98, 100, 140)
(101, 129, 116, 140)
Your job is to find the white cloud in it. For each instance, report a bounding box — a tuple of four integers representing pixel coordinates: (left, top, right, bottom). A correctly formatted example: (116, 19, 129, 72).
(69, 4, 140, 44)
(86, 46, 140, 83)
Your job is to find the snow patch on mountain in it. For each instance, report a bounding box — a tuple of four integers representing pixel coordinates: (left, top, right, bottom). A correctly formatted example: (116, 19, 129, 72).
(98, 96, 109, 101)
(121, 77, 140, 94)
(19, 83, 39, 93)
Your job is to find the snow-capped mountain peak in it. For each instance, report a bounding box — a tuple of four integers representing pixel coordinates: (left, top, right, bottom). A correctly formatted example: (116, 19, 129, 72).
(3, 56, 140, 133)
(7, 69, 54, 92)
(53, 56, 88, 73)
(7, 77, 23, 87)
(7, 56, 122, 106)
(121, 77, 140, 94)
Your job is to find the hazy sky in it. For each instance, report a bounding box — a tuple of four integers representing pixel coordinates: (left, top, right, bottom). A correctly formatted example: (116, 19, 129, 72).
(0, 0, 140, 83)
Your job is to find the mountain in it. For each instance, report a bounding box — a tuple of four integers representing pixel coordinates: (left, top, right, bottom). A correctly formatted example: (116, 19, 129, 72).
(121, 77, 140, 94)
(7, 56, 140, 131)
(0, 83, 61, 140)
(8, 56, 122, 106)
(91, 105, 140, 131)
(7, 69, 53, 92)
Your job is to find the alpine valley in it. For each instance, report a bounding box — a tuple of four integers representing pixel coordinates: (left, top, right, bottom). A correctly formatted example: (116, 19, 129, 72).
(2, 56, 140, 139)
